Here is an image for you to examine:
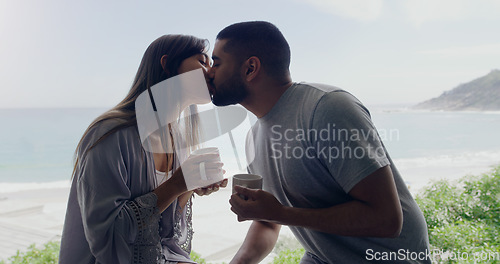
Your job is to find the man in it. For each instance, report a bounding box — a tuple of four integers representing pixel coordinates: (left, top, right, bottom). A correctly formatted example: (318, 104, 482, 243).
(208, 21, 431, 264)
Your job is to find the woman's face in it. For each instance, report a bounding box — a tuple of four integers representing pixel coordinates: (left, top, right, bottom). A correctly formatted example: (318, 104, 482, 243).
(176, 52, 213, 104)
(178, 53, 211, 77)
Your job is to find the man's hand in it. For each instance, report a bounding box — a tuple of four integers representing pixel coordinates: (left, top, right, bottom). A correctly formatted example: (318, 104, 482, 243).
(229, 186, 284, 222)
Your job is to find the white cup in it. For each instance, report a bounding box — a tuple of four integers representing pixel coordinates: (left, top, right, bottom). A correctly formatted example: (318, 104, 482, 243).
(183, 147, 224, 190)
(232, 174, 263, 199)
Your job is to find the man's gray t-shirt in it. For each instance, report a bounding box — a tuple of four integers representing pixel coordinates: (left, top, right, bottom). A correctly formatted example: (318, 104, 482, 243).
(246, 83, 431, 263)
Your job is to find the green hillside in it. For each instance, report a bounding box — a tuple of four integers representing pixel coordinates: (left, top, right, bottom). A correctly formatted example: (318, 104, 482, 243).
(414, 69, 500, 111)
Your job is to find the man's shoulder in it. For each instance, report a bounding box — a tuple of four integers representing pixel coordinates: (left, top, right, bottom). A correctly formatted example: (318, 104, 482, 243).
(297, 82, 343, 94)
(295, 82, 357, 106)
(294, 82, 361, 114)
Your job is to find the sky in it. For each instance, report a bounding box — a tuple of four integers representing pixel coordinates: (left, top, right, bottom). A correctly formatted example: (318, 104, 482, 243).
(1, 0, 499, 108)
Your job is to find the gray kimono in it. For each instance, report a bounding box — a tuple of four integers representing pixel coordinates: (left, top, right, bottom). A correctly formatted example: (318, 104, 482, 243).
(59, 119, 194, 264)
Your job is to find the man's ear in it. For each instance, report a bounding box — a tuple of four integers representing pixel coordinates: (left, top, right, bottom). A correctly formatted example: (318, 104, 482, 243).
(243, 56, 261, 82)
(160, 55, 170, 75)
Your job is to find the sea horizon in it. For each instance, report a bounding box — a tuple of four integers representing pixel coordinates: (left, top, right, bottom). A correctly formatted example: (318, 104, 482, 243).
(1, 106, 500, 195)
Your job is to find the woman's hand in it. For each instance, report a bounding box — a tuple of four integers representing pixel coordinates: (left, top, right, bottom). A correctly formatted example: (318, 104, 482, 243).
(178, 153, 225, 191)
(194, 178, 228, 196)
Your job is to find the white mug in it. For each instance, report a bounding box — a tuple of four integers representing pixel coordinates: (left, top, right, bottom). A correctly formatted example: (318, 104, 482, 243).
(232, 174, 263, 199)
(183, 147, 224, 190)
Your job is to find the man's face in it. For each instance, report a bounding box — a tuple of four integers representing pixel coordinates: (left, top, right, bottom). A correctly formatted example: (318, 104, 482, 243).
(208, 39, 249, 106)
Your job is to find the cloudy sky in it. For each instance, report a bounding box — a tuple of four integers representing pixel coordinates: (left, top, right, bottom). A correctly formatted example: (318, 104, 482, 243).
(1, 0, 499, 108)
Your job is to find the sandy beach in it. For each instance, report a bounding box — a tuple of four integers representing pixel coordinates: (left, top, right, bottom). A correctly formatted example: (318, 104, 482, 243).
(0, 178, 295, 263)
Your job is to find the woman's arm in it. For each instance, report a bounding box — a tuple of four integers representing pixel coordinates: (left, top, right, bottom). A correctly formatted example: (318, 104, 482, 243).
(153, 168, 188, 212)
(77, 127, 178, 263)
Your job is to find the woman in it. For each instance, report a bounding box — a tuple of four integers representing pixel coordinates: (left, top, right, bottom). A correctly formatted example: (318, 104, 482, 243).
(59, 35, 227, 264)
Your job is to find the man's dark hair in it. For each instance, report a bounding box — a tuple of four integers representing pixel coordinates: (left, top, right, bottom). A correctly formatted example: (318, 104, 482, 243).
(216, 21, 291, 78)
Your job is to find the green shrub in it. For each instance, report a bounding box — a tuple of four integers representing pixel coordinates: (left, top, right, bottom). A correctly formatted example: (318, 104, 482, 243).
(272, 248, 305, 264)
(0, 245, 215, 264)
(416, 166, 500, 263)
(272, 235, 304, 264)
(0, 241, 60, 264)
(189, 251, 207, 264)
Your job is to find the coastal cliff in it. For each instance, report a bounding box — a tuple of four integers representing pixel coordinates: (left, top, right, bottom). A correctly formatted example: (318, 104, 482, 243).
(413, 69, 500, 111)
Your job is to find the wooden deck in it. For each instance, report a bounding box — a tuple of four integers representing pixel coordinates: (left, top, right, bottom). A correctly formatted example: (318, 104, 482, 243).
(0, 188, 68, 261)
(0, 219, 61, 260)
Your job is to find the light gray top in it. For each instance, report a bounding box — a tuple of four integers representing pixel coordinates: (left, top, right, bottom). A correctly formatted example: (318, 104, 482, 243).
(246, 83, 431, 263)
(59, 119, 194, 264)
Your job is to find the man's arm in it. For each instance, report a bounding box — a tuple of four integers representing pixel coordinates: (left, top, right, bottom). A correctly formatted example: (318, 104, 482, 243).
(230, 221, 281, 264)
(230, 165, 403, 238)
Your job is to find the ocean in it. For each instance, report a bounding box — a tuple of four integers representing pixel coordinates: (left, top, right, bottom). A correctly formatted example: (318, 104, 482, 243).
(1, 106, 499, 194)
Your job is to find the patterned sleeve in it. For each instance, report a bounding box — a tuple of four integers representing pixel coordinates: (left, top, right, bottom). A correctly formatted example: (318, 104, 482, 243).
(76, 127, 162, 263)
(124, 192, 162, 263)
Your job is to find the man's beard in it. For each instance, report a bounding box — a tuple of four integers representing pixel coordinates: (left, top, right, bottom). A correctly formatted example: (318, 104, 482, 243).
(211, 72, 248, 106)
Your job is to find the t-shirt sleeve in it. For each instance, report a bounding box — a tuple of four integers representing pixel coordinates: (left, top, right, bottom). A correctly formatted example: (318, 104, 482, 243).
(76, 129, 161, 263)
(311, 91, 390, 193)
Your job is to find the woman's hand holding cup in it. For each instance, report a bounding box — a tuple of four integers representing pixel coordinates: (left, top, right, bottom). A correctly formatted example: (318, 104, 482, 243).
(180, 147, 225, 191)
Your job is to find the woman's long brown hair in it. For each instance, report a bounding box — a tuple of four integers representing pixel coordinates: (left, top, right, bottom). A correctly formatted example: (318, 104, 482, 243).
(72, 35, 208, 178)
